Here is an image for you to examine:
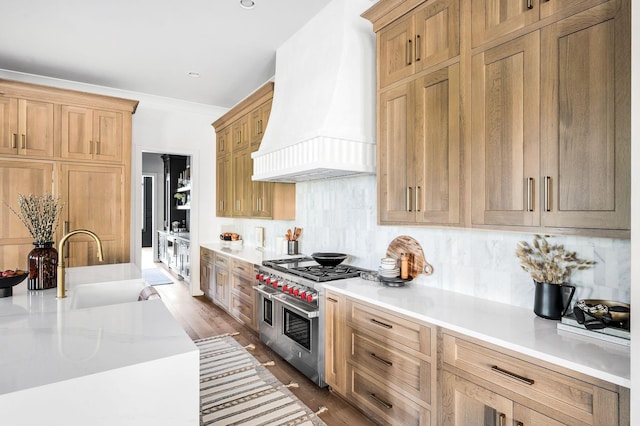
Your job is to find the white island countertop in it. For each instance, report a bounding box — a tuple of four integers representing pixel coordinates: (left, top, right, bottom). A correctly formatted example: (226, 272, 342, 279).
(0, 263, 198, 415)
(324, 278, 630, 389)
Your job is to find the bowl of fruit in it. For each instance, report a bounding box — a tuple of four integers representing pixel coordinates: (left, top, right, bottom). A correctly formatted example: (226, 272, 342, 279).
(0, 269, 28, 298)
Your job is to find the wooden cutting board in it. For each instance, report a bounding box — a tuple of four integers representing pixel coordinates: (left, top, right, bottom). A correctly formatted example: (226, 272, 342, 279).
(385, 235, 433, 278)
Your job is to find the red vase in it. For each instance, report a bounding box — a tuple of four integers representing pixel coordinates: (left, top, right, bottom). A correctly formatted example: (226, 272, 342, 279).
(28, 242, 58, 290)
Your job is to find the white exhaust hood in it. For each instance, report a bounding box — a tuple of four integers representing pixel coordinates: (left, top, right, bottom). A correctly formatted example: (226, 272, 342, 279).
(252, 0, 376, 182)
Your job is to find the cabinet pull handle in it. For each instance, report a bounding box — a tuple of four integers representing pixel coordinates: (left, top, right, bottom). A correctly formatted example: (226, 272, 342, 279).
(515, 422, 524, 426)
(370, 318, 393, 329)
(89, 140, 93, 154)
(11, 133, 17, 148)
(415, 186, 421, 212)
(21, 134, 26, 149)
(491, 365, 535, 385)
(526, 0, 533, 9)
(369, 393, 393, 410)
(369, 352, 393, 367)
(327, 297, 338, 303)
(406, 187, 412, 212)
(406, 39, 412, 65)
(498, 413, 506, 426)
(526, 177, 534, 212)
(544, 176, 551, 212)
(415, 35, 421, 62)
(96, 140, 100, 155)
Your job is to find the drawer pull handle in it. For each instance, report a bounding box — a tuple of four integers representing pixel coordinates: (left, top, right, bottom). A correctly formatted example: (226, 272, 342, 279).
(515, 422, 524, 426)
(491, 365, 535, 386)
(327, 297, 338, 303)
(370, 318, 393, 329)
(369, 393, 393, 410)
(369, 352, 393, 367)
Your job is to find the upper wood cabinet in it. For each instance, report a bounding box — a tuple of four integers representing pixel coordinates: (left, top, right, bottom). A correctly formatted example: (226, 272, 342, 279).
(472, 1, 630, 233)
(471, 0, 613, 48)
(212, 82, 295, 220)
(0, 97, 54, 157)
(375, 0, 460, 89)
(61, 106, 123, 162)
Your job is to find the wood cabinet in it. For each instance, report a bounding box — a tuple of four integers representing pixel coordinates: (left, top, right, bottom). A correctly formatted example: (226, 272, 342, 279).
(365, 0, 630, 237)
(0, 96, 54, 157)
(379, 63, 462, 226)
(325, 293, 437, 425)
(376, 0, 460, 89)
(441, 331, 628, 425)
(471, 1, 630, 233)
(0, 159, 54, 267)
(212, 82, 295, 220)
(212, 251, 230, 310)
(61, 106, 123, 162)
(230, 258, 257, 332)
(200, 247, 214, 296)
(0, 79, 137, 267)
(58, 163, 129, 266)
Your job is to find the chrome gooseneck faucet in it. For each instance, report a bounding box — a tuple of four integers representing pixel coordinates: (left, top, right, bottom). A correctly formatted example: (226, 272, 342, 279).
(57, 229, 104, 298)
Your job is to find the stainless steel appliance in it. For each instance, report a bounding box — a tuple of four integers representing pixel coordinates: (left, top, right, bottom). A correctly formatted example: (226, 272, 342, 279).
(254, 256, 369, 387)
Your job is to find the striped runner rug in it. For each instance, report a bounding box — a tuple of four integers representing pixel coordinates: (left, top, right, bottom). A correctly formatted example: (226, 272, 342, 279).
(196, 333, 328, 426)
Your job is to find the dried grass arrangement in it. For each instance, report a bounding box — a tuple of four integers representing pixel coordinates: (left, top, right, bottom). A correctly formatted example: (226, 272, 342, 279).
(516, 234, 595, 284)
(5, 194, 65, 243)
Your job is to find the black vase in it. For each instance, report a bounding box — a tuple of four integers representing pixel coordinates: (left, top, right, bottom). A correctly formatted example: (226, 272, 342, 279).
(28, 241, 58, 290)
(533, 281, 575, 320)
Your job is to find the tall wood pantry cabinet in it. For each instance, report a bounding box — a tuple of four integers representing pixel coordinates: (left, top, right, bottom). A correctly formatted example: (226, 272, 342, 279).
(364, 0, 631, 238)
(0, 79, 138, 268)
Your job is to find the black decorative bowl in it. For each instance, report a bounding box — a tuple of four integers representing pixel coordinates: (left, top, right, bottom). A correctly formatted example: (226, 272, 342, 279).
(0, 272, 28, 298)
(311, 253, 348, 267)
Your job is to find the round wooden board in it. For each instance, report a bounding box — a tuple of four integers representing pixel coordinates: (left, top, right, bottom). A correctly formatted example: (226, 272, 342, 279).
(385, 235, 432, 279)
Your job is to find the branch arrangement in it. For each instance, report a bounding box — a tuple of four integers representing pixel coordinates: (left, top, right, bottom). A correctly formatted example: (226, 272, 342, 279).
(5, 194, 65, 243)
(516, 234, 595, 284)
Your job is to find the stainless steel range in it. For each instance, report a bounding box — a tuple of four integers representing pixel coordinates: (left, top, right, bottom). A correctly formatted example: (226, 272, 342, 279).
(254, 256, 369, 387)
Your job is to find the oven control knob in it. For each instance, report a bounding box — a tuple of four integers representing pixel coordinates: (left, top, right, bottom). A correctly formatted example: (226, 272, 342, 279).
(265, 277, 271, 285)
(306, 294, 316, 303)
(282, 284, 289, 292)
(257, 274, 264, 281)
(272, 280, 279, 288)
(299, 291, 307, 300)
(292, 288, 300, 296)
(288, 286, 295, 295)
(255, 273, 260, 280)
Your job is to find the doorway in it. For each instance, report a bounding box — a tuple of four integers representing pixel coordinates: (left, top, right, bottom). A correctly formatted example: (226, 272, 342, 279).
(141, 174, 155, 248)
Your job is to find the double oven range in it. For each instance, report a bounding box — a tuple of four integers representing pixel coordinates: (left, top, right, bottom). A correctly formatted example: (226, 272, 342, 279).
(254, 256, 369, 387)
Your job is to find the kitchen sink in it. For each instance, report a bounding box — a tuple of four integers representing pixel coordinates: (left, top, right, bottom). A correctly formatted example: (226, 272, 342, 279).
(69, 279, 148, 310)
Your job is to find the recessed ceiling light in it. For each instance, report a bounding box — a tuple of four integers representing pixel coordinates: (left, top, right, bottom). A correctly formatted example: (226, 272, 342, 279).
(188, 72, 200, 78)
(240, 0, 255, 9)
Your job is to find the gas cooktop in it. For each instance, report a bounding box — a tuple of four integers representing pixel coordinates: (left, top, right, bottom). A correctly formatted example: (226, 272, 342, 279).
(262, 257, 370, 282)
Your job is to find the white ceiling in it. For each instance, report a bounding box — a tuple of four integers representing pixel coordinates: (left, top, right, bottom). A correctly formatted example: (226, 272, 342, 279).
(0, 0, 333, 107)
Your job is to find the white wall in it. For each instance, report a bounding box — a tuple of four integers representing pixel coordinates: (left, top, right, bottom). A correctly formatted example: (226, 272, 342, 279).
(0, 69, 228, 296)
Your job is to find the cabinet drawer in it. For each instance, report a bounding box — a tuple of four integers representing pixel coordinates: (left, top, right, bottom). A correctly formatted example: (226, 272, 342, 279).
(443, 333, 617, 424)
(214, 253, 229, 268)
(231, 258, 253, 279)
(347, 300, 431, 355)
(232, 273, 255, 299)
(347, 365, 430, 426)
(231, 293, 254, 327)
(200, 247, 214, 263)
(350, 330, 431, 406)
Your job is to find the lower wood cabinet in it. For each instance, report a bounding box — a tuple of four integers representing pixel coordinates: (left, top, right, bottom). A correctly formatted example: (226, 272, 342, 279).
(201, 249, 257, 332)
(441, 331, 629, 425)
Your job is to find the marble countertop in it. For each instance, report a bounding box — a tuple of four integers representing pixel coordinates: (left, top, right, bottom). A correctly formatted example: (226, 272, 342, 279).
(324, 278, 630, 388)
(0, 263, 197, 396)
(200, 242, 283, 265)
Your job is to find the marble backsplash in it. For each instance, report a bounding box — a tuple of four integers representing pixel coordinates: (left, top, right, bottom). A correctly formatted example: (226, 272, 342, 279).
(226, 175, 631, 310)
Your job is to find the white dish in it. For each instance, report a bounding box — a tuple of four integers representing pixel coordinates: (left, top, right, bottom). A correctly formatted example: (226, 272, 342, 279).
(379, 263, 397, 270)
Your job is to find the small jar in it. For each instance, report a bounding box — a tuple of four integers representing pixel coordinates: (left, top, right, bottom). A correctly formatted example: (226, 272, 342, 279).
(400, 253, 409, 280)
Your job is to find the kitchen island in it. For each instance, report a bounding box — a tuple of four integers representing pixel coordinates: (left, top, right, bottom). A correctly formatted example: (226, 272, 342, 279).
(0, 263, 199, 426)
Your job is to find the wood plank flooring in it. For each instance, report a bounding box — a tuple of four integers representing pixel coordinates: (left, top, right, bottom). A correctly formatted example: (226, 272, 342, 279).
(147, 259, 376, 426)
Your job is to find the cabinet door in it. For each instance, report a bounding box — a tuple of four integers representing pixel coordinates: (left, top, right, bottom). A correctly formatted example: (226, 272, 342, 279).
(378, 13, 415, 88)
(93, 110, 123, 162)
(539, 0, 611, 20)
(415, 63, 462, 225)
(414, 0, 460, 71)
(378, 82, 415, 223)
(539, 1, 630, 230)
(471, 32, 540, 227)
(249, 101, 272, 146)
(216, 126, 231, 156)
(232, 148, 251, 217)
(61, 105, 93, 160)
(59, 163, 128, 267)
(213, 267, 229, 310)
(441, 370, 513, 426)
(252, 180, 273, 218)
(0, 97, 18, 155)
(232, 115, 249, 151)
(200, 258, 211, 293)
(18, 99, 55, 158)
(471, 0, 539, 47)
(0, 160, 54, 267)
(216, 155, 232, 217)
(325, 292, 346, 394)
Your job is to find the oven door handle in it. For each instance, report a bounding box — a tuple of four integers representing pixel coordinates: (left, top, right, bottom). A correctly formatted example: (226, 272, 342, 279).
(254, 285, 274, 299)
(273, 294, 319, 319)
